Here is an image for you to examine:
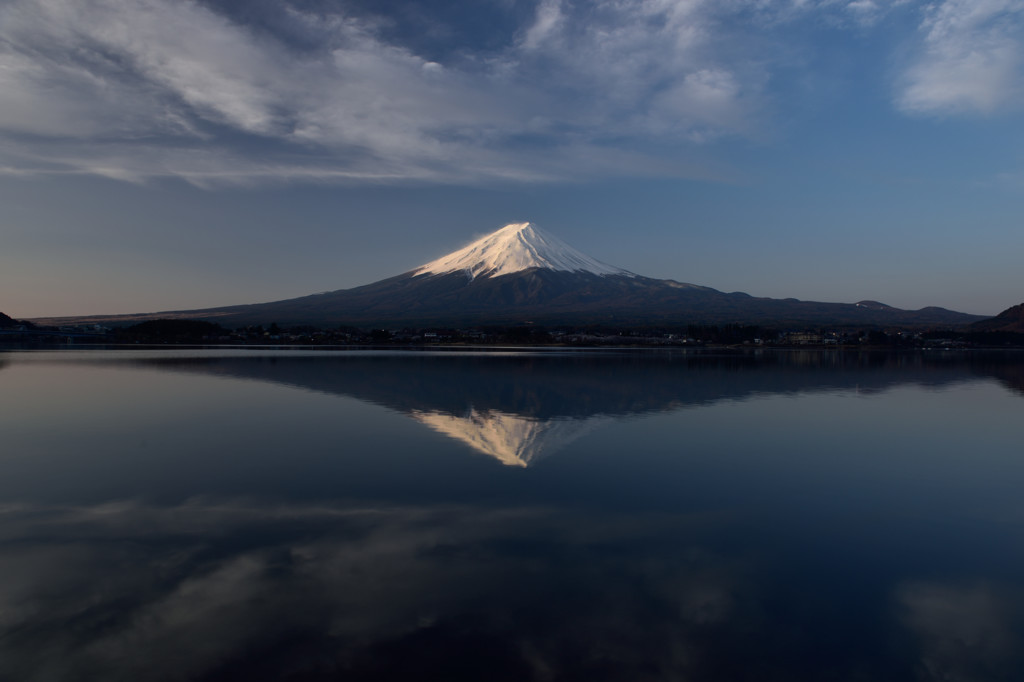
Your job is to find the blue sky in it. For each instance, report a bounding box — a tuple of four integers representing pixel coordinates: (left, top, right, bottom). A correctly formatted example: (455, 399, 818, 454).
(1, 0, 1022, 317)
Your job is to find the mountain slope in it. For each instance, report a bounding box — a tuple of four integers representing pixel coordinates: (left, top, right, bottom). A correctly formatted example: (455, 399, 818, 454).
(971, 302, 1024, 333)
(31, 222, 986, 328)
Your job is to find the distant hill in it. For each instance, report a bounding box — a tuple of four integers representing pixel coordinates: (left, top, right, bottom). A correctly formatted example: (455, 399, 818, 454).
(30, 223, 986, 329)
(0, 312, 34, 329)
(971, 302, 1024, 333)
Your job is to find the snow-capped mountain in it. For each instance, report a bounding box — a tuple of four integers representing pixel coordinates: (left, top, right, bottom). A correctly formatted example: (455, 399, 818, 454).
(38, 221, 986, 328)
(413, 222, 634, 280)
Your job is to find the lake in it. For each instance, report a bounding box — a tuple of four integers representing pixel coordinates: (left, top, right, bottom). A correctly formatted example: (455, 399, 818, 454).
(1, 348, 1023, 681)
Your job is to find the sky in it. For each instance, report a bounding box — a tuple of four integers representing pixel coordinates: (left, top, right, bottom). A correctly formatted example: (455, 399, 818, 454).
(1, 0, 1023, 318)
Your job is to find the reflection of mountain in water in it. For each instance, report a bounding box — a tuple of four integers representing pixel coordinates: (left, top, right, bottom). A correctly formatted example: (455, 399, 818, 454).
(123, 350, 1024, 466)
(411, 409, 606, 467)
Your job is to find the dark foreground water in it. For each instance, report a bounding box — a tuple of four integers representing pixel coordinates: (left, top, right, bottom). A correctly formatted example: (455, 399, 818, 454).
(2, 348, 1024, 681)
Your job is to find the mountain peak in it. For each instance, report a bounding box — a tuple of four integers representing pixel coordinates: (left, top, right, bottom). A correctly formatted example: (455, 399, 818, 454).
(413, 222, 635, 280)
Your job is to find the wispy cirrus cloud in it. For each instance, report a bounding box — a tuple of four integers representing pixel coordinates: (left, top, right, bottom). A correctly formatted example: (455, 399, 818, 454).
(0, 0, 532, 183)
(0, 0, 1011, 186)
(509, 0, 772, 142)
(0, 0, 792, 185)
(897, 0, 1024, 115)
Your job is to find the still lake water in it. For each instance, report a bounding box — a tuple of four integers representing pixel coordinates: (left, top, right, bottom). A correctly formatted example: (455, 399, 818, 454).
(2, 348, 1024, 681)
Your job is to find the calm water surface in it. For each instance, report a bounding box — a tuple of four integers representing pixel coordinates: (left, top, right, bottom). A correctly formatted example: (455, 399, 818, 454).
(1, 348, 1023, 681)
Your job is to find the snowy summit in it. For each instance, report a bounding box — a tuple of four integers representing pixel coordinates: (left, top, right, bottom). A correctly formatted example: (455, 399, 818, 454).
(413, 222, 634, 280)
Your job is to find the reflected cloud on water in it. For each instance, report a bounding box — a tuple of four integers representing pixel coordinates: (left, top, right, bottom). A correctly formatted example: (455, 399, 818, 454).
(897, 581, 1024, 682)
(0, 500, 748, 681)
(1, 497, 1022, 681)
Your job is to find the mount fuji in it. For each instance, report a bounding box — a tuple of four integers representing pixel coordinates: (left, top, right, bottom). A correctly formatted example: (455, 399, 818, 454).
(42, 222, 984, 328)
